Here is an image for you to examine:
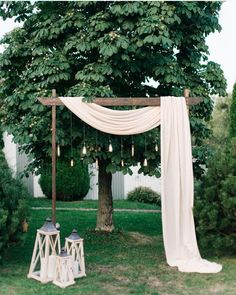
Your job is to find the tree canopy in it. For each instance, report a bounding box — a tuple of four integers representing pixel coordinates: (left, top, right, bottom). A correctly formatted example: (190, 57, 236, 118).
(0, 1, 226, 178)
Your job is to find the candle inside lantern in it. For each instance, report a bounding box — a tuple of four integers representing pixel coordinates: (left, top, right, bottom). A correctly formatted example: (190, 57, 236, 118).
(73, 261, 79, 277)
(48, 255, 56, 279)
(40, 258, 47, 279)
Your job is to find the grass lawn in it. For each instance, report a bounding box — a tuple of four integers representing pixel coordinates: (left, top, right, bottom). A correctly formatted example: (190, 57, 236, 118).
(30, 197, 160, 210)
(0, 203, 235, 295)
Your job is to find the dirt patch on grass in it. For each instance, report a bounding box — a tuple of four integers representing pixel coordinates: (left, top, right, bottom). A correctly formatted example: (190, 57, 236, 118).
(113, 265, 130, 273)
(128, 232, 156, 245)
(96, 264, 130, 276)
(115, 275, 130, 284)
(96, 265, 113, 273)
(101, 282, 127, 295)
(147, 276, 163, 288)
(209, 284, 226, 294)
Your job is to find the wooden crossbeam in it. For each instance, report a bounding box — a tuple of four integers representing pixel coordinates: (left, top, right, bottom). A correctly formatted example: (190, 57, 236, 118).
(38, 96, 203, 107)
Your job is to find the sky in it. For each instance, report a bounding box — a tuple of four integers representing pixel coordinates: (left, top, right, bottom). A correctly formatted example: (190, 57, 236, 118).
(0, 1, 236, 92)
(206, 1, 236, 93)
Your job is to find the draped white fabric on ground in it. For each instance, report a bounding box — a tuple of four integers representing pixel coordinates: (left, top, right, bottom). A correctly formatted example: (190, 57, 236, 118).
(161, 97, 222, 273)
(60, 96, 222, 273)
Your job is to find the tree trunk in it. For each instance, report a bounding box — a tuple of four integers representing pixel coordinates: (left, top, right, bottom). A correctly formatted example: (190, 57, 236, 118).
(96, 158, 114, 232)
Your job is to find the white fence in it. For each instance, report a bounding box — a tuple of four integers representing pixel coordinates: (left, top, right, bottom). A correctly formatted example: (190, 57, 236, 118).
(3, 132, 44, 197)
(3, 132, 161, 199)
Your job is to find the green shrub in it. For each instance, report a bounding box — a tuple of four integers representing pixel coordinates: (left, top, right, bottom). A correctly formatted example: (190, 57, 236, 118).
(194, 139, 236, 255)
(127, 186, 161, 206)
(0, 149, 30, 262)
(39, 159, 90, 201)
(229, 83, 236, 138)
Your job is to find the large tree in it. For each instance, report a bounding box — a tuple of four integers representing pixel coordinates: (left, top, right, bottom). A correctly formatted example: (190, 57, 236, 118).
(0, 1, 226, 231)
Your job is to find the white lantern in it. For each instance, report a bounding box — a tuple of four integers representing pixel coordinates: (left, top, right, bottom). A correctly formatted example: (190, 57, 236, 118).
(65, 229, 86, 278)
(27, 218, 61, 283)
(53, 248, 75, 288)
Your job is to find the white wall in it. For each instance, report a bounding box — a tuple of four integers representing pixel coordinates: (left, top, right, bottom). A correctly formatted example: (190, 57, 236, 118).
(124, 164, 161, 197)
(2, 132, 17, 175)
(33, 174, 45, 198)
(85, 165, 125, 200)
(2, 133, 160, 200)
(84, 164, 161, 200)
(84, 164, 99, 200)
(3, 132, 45, 197)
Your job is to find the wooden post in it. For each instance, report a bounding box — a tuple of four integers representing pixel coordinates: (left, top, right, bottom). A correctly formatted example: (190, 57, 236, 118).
(184, 88, 190, 113)
(52, 89, 57, 224)
(184, 88, 190, 101)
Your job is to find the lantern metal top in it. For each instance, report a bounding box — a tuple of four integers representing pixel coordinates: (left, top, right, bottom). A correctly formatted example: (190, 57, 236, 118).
(40, 217, 57, 232)
(59, 248, 69, 257)
(67, 229, 81, 241)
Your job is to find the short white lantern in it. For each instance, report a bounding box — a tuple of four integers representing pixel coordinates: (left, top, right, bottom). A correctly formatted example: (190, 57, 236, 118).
(65, 229, 86, 278)
(27, 217, 61, 283)
(53, 248, 75, 288)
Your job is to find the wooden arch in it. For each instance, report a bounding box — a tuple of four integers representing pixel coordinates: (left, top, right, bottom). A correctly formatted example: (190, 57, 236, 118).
(39, 89, 202, 224)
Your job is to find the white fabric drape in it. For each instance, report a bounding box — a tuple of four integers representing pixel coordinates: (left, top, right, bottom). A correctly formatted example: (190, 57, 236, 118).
(60, 97, 161, 135)
(60, 96, 222, 273)
(161, 97, 222, 273)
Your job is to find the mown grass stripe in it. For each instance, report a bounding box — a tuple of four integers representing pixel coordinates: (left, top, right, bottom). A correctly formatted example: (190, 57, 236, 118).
(31, 207, 161, 213)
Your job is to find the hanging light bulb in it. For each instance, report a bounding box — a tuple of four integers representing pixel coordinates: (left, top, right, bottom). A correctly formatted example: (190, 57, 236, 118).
(70, 113, 74, 167)
(82, 144, 87, 155)
(95, 158, 99, 169)
(131, 143, 134, 157)
(70, 158, 74, 167)
(120, 137, 124, 166)
(155, 143, 159, 152)
(95, 131, 99, 169)
(108, 139, 113, 152)
(143, 134, 148, 167)
(82, 123, 87, 156)
(57, 144, 60, 157)
(131, 136, 134, 157)
(143, 158, 148, 167)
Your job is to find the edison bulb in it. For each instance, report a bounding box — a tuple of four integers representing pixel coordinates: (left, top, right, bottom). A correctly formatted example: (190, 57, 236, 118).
(143, 158, 148, 167)
(82, 144, 87, 155)
(70, 158, 74, 167)
(155, 144, 159, 152)
(131, 144, 134, 157)
(57, 145, 60, 157)
(108, 143, 113, 152)
(95, 158, 99, 169)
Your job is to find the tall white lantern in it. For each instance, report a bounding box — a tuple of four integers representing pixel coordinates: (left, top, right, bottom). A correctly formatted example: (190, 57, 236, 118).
(27, 217, 61, 283)
(53, 248, 75, 288)
(65, 229, 86, 278)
